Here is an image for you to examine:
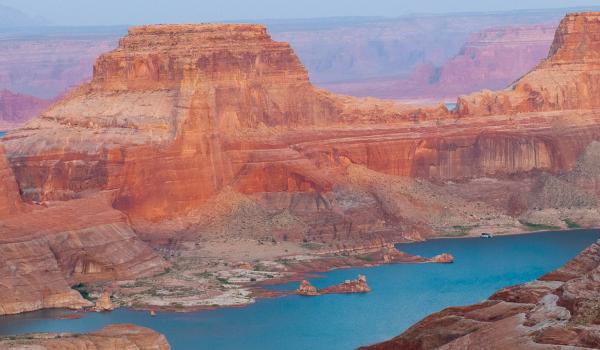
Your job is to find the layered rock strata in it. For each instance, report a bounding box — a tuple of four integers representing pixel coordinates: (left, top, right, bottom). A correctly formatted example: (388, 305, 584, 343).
(3, 24, 446, 225)
(3, 13, 600, 317)
(457, 12, 600, 116)
(94, 290, 115, 312)
(0, 194, 168, 315)
(0, 324, 171, 350)
(0, 144, 22, 217)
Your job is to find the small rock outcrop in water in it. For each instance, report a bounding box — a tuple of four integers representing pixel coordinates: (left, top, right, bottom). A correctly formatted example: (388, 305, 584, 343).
(297, 275, 371, 296)
(431, 253, 454, 264)
(297, 280, 320, 296)
(94, 291, 115, 312)
(321, 275, 371, 294)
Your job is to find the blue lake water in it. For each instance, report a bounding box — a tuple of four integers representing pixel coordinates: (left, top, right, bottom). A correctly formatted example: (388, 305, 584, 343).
(0, 230, 598, 349)
(0, 131, 5, 138)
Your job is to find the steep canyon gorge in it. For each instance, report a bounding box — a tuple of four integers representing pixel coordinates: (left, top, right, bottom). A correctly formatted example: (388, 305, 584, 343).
(2, 9, 600, 350)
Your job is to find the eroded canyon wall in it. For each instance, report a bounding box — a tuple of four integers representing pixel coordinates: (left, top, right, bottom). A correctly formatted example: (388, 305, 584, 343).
(458, 12, 600, 116)
(2, 24, 446, 223)
(3, 12, 600, 316)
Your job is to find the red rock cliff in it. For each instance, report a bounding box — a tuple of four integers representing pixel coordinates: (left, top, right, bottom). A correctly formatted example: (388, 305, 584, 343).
(3, 13, 600, 317)
(3, 24, 443, 223)
(0, 324, 171, 349)
(0, 144, 21, 217)
(457, 12, 600, 116)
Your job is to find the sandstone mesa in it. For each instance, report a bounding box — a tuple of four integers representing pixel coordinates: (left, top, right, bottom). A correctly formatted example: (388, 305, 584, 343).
(0, 13, 600, 350)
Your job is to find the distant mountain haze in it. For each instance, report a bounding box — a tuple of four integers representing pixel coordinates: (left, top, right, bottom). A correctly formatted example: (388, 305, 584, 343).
(0, 5, 598, 127)
(0, 0, 599, 26)
(0, 4, 48, 27)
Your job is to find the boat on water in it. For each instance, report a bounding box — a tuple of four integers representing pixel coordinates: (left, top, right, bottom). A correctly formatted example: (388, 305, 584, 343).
(480, 232, 494, 238)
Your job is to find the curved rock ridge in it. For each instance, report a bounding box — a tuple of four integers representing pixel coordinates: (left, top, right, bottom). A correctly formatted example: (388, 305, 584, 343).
(0, 194, 168, 315)
(0, 324, 171, 350)
(457, 12, 600, 116)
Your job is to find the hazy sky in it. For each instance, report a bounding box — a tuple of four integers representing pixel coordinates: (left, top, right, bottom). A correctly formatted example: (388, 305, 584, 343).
(1, 0, 599, 26)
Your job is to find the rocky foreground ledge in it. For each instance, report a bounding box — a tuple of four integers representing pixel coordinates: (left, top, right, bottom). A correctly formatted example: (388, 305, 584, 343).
(360, 238, 600, 349)
(0, 324, 171, 349)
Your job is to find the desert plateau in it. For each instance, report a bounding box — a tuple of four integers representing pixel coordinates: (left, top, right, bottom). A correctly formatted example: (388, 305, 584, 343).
(2, 1, 600, 349)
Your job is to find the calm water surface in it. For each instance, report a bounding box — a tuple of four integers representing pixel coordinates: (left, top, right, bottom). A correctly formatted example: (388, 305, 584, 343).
(0, 131, 5, 138)
(0, 230, 598, 350)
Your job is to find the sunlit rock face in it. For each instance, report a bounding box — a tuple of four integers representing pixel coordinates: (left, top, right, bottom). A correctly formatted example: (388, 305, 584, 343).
(4, 12, 600, 318)
(2, 24, 444, 223)
(5, 17, 600, 231)
(457, 12, 600, 116)
(0, 144, 21, 217)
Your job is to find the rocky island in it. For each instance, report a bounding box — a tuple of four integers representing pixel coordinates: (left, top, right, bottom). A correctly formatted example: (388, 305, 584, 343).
(297, 275, 371, 296)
